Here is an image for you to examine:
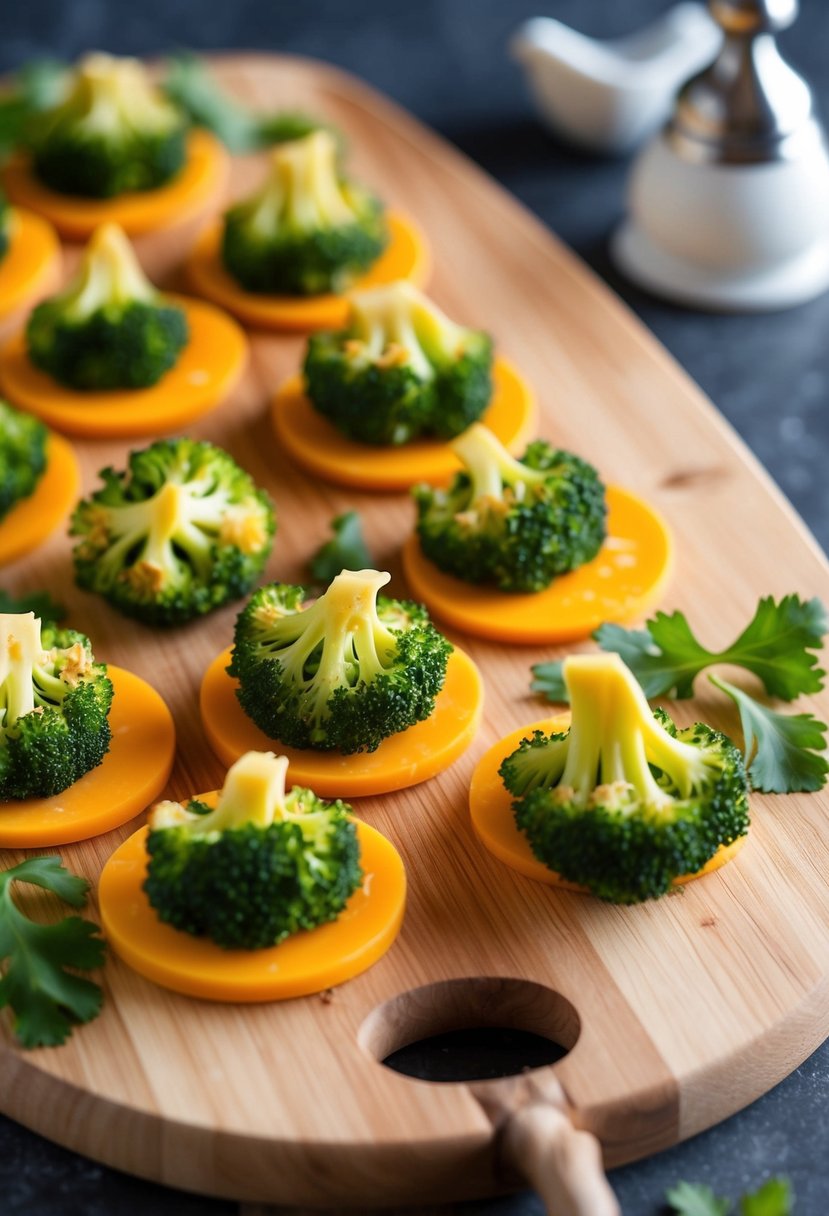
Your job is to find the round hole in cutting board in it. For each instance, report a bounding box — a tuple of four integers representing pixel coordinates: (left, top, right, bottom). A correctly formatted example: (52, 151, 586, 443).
(383, 1026, 566, 1083)
(359, 977, 578, 1083)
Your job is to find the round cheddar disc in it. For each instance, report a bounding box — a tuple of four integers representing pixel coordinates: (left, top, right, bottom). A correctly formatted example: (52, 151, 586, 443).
(401, 485, 674, 645)
(0, 432, 79, 567)
(0, 208, 61, 321)
(0, 294, 247, 438)
(0, 666, 175, 848)
(272, 357, 537, 492)
(1, 130, 229, 240)
(99, 816, 406, 1002)
(469, 715, 747, 891)
(184, 210, 430, 332)
(200, 646, 484, 798)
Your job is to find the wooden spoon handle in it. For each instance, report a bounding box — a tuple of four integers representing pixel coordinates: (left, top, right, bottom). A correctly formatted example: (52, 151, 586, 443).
(502, 1102, 621, 1216)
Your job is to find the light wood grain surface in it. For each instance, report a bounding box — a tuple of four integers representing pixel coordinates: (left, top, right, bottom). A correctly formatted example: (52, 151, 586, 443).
(1, 54, 828, 1209)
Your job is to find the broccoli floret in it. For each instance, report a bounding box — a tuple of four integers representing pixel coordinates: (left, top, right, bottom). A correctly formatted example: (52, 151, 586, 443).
(303, 281, 494, 445)
(0, 612, 113, 800)
(144, 750, 362, 949)
(500, 653, 750, 904)
(221, 129, 387, 296)
(414, 423, 607, 592)
(25, 52, 187, 198)
(26, 223, 189, 390)
(71, 438, 275, 627)
(229, 569, 452, 754)
(0, 400, 48, 521)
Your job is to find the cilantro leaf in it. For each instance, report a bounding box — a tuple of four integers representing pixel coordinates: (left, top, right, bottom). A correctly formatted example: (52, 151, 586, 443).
(163, 54, 334, 154)
(531, 596, 826, 707)
(0, 857, 105, 1048)
(309, 511, 373, 583)
(667, 1178, 794, 1216)
(740, 1178, 793, 1216)
(698, 595, 825, 701)
(711, 674, 828, 793)
(530, 620, 716, 703)
(601, 612, 725, 699)
(666, 1180, 731, 1215)
(0, 58, 68, 156)
(162, 53, 260, 152)
(0, 587, 66, 621)
(258, 111, 332, 148)
(530, 658, 567, 702)
(596, 618, 692, 695)
(16, 58, 69, 111)
(597, 596, 826, 701)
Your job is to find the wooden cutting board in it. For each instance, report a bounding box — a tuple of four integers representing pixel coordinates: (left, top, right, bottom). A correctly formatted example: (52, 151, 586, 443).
(2, 53, 829, 1209)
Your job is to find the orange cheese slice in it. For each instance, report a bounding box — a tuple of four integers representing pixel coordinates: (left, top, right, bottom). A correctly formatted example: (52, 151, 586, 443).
(1, 130, 229, 240)
(402, 485, 673, 645)
(0, 432, 79, 567)
(0, 666, 175, 848)
(0, 208, 61, 321)
(272, 356, 537, 492)
(0, 294, 247, 438)
(200, 645, 484, 799)
(185, 210, 430, 332)
(470, 715, 746, 891)
(99, 815, 406, 1002)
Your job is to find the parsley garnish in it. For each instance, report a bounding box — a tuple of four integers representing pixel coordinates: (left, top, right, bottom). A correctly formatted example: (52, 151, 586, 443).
(530, 595, 827, 794)
(667, 1177, 793, 1216)
(309, 511, 373, 583)
(0, 857, 105, 1048)
(667, 1181, 730, 1216)
(532, 596, 826, 703)
(163, 54, 334, 153)
(0, 587, 66, 622)
(711, 674, 828, 794)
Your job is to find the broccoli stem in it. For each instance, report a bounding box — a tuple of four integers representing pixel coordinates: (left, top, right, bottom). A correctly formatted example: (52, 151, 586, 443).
(254, 571, 399, 728)
(349, 281, 468, 379)
(561, 655, 717, 810)
(89, 476, 252, 592)
(152, 752, 292, 834)
(0, 617, 92, 734)
(317, 569, 398, 679)
(140, 483, 187, 568)
(58, 223, 159, 321)
(211, 752, 289, 830)
(0, 613, 41, 727)
(451, 424, 546, 504)
(67, 53, 180, 136)
(245, 130, 356, 236)
(32, 662, 70, 706)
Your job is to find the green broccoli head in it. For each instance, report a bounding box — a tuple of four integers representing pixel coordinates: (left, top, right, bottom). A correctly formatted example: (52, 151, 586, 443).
(229, 569, 452, 754)
(0, 612, 113, 799)
(144, 750, 362, 950)
(499, 653, 750, 904)
(26, 52, 187, 198)
(26, 222, 189, 390)
(414, 423, 607, 593)
(303, 280, 494, 445)
(71, 438, 276, 626)
(0, 400, 48, 521)
(221, 129, 387, 296)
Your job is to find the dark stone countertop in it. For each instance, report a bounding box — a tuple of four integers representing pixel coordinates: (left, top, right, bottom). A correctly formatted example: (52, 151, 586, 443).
(2, 2, 829, 1213)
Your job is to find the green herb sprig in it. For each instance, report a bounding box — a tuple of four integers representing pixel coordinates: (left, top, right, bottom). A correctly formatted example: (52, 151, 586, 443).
(531, 595, 827, 794)
(0, 857, 105, 1048)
